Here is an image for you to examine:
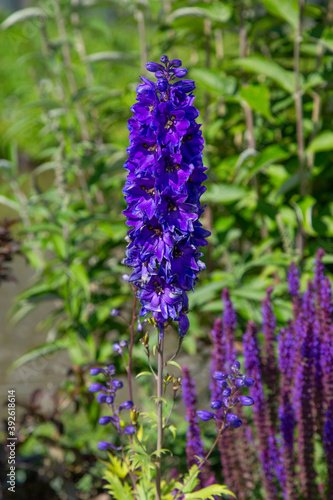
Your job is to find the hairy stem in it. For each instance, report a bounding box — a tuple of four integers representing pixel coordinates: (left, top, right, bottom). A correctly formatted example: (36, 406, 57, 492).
(155, 332, 164, 500)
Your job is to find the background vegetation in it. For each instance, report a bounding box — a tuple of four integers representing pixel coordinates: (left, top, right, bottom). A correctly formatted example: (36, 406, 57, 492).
(0, 0, 333, 498)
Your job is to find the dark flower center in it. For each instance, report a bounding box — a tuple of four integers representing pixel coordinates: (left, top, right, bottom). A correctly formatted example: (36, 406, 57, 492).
(154, 281, 164, 295)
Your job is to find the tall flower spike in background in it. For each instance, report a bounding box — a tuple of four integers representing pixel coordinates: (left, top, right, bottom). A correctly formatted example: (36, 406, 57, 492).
(123, 55, 209, 337)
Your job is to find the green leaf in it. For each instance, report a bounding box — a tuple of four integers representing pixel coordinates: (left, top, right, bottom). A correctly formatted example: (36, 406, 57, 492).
(203, 184, 248, 204)
(0, 195, 20, 213)
(232, 56, 295, 93)
(175, 465, 200, 494)
(1, 7, 47, 29)
(165, 360, 181, 370)
(240, 84, 272, 119)
(103, 471, 134, 500)
(184, 484, 236, 499)
(190, 69, 236, 96)
(50, 234, 67, 259)
(84, 51, 135, 63)
(261, 0, 299, 30)
(307, 131, 333, 153)
(294, 195, 317, 236)
(136, 371, 154, 378)
(244, 145, 290, 182)
(69, 262, 90, 299)
(10, 339, 70, 372)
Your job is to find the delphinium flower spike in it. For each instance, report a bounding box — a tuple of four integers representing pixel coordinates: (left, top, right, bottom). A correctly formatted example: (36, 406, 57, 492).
(123, 55, 210, 337)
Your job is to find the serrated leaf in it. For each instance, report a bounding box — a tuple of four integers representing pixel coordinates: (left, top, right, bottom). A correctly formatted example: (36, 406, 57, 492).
(261, 0, 299, 30)
(232, 56, 295, 93)
(307, 131, 333, 153)
(103, 471, 134, 500)
(1, 7, 47, 29)
(240, 84, 272, 119)
(184, 484, 236, 499)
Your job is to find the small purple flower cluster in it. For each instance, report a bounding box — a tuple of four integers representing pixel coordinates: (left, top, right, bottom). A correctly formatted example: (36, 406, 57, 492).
(89, 353, 136, 451)
(197, 361, 254, 428)
(123, 55, 209, 337)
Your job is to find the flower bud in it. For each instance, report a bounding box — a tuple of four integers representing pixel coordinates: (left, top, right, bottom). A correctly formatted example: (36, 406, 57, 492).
(106, 395, 114, 404)
(196, 410, 215, 421)
(170, 59, 182, 68)
(137, 321, 143, 332)
(119, 340, 128, 348)
(222, 387, 232, 397)
(89, 383, 104, 393)
(97, 394, 107, 403)
(97, 441, 112, 450)
(131, 408, 140, 423)
(110, 308, 120, 317)
(89, 367, 103, 376)
(155, 70, 164, 78)
(217, 379, 228, 388)
(210, 399, 222, 409)
(174, 68, 188, 78)
(113, 343, 122, 353)
(160, 55, 169, 64)
(231, 360, 241, 372)
(122, 274, 129, 282)
(140, 333, 149, 348)
(124, 425, 136, 435)
(231, 418, 242, 428)
(119, 400, 134, 411)
(244, 377, 254, 387)
(238, 396, 254, 406)
(226, 413, 238, 424)
(173, 377, 181, 391)
(113, 380, 123, 390)
(235, 378, 245, 387)
(99, 416, 112, 425)
(213, 371, 228, 380)
(157, 78, 168, 92)
(107, 365, 116, 375)
(145, 62, 164, 73)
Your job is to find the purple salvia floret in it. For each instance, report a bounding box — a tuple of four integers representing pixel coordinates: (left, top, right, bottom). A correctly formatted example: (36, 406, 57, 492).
(181, 366, 214, 487)
(221, 288, 237, 370)
(294, 281, 319, 500)
(278, 326, 297, 500)
(262, 286, 279, 428)
(123, 56, 210, 337)
(243, 320, 279, 500)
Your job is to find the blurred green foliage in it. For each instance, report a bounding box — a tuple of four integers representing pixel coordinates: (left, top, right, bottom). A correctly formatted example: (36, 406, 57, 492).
(1, 0, 333, 497)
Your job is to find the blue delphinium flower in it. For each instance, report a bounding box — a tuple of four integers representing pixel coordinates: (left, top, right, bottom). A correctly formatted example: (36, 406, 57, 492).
(123, 55, 210, 337)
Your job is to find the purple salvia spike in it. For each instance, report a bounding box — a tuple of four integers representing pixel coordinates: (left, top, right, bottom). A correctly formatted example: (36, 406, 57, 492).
(221, 288, 237, 370)
(294, 281, 319, 500)
(288, 261, 302, 317)
(243, 321, 280, 500)
(181, 366, 214, 487)
(324, 400, 333, 498)
(210, 317, 224, 401)
(123, 57, 210, 337)
(262, 286, 279, 428)
(278, 326, 297, 500)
